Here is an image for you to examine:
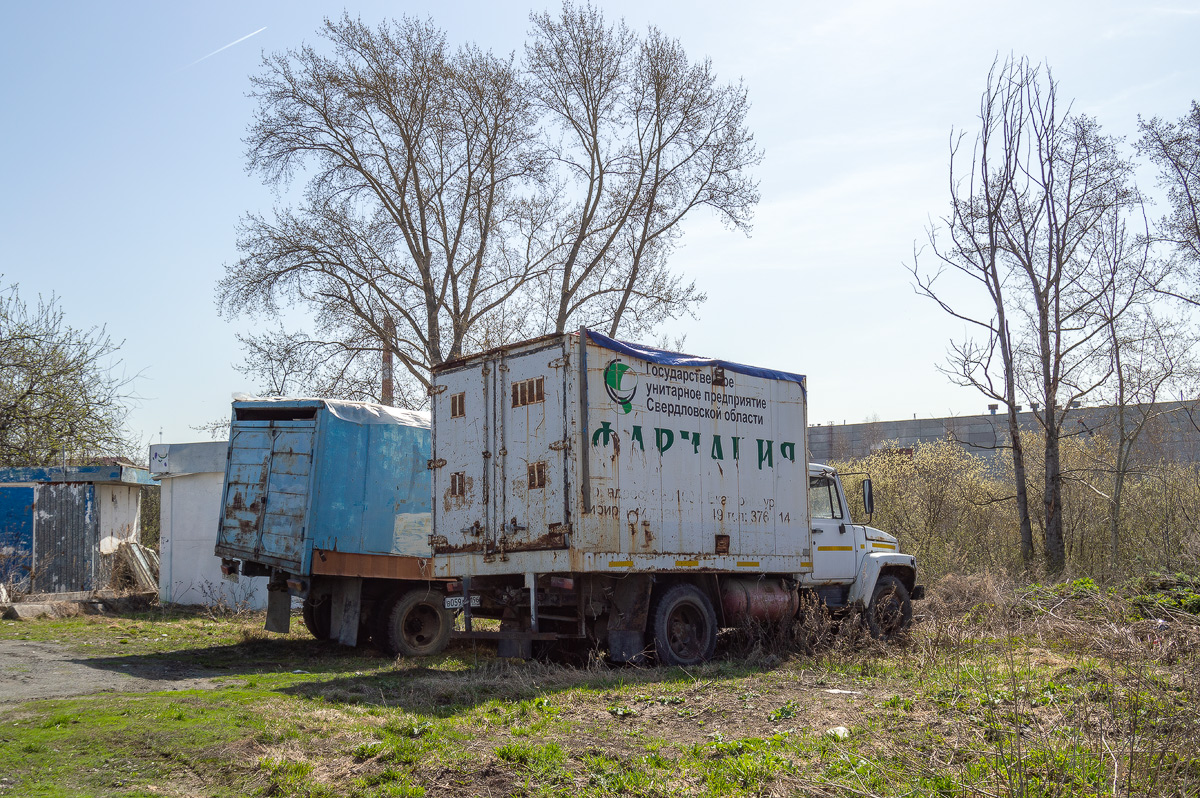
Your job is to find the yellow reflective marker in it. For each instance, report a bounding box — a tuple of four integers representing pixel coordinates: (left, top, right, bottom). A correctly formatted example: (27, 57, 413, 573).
(817, 545, 854, 552)
(874, 543, 896, 551)
(675, 560, 699, 567)
(736, 561, 760, 567)
(608, 561, 633, 567)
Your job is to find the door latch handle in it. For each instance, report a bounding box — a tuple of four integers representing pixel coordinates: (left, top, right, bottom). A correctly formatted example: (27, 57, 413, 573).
(811, 528, 822, 534)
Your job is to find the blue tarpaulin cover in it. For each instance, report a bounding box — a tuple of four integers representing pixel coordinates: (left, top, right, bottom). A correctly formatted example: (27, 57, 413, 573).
(586, 330, 806, 392)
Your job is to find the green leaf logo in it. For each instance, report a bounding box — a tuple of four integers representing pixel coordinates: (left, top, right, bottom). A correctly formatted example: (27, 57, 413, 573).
(603, 360, 638, 414)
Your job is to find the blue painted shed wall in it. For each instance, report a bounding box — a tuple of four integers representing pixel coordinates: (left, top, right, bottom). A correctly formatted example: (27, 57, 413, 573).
(0, 467, 151, 593)
(0, 486, 34, 585)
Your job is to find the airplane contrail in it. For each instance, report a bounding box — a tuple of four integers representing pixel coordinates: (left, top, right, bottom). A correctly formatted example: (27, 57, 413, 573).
(187, 26, 267, 67)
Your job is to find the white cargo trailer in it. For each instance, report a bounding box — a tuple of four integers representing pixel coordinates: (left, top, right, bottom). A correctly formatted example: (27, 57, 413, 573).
(429, 330, 923, 665)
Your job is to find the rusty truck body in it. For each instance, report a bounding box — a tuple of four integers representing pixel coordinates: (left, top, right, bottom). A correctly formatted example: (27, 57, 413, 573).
(427, 331, 923, 665)
(213, 398, 453, 656)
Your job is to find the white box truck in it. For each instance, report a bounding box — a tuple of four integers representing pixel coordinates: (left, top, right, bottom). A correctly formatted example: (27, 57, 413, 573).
(428, 330, 923, 665)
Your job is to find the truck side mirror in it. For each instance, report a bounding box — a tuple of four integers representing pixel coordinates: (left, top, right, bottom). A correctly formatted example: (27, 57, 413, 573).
(862, 479, 874, 516)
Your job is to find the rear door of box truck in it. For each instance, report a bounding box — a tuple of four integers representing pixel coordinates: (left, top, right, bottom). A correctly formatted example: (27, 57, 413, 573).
(433, 335, 573, 556)
(216, 403, 320, 573)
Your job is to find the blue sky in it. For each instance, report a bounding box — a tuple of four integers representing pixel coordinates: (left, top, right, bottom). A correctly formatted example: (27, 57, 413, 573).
(1, 1, 1197, 451)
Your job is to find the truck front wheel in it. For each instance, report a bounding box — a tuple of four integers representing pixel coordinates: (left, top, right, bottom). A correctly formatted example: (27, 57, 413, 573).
(864, 576, 912, 641)
(377, 588, 453, 657)
(652, 584, 718, 666)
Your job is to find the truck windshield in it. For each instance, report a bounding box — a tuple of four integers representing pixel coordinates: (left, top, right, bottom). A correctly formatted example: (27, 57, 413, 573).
(809, 475, 843, 519)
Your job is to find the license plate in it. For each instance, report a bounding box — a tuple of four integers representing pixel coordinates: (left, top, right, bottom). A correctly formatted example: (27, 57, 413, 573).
(444, 595, 481, 609)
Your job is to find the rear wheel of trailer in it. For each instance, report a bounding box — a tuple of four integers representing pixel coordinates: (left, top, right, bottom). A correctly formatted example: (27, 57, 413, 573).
(375, 587, 453, 657)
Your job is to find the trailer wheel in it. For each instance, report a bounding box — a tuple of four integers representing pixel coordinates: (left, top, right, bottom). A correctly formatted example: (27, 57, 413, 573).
(864, 576, 912, 641)
(652, 584, 717, 666)
(301, 591, 332, 640)
(377, 588, 453, 657)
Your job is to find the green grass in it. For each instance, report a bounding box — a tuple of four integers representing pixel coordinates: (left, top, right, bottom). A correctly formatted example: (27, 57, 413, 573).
(1, 587, 1198, 797)
(0, 691, 266, 796)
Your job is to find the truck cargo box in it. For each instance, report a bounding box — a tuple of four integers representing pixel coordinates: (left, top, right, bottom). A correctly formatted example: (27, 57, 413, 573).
(428, 330, 810, 578)
(215, 399, 432, 576)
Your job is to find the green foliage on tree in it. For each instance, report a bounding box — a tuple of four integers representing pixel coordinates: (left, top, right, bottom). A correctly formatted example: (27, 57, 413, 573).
(0, 280, 134, 466)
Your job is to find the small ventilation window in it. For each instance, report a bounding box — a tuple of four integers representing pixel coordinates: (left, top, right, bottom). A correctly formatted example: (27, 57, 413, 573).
(512, 377, 545, 408)
(449, 471, 466, 497)
(450, 392, 466, 418)
(527, 461, 547, 489)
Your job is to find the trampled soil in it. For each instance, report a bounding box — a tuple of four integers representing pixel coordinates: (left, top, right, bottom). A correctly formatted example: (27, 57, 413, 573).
(0, 639, 223, 704)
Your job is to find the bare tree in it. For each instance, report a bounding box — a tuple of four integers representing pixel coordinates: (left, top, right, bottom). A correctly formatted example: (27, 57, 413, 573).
(526, 4, 761, 336)
(1085, 203, 1197, 569)
(913, 57, 1138, 572)
(911, 57, 1038, 563)
(1138, 101, 1200, 272)
(219, 6, 760, 402)
(219, 15, 548, 402)
(0, 280, 134, 466)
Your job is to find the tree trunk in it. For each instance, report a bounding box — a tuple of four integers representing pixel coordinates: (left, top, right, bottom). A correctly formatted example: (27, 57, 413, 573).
(998, 316, 1035, 563)
(1043, 412, 1066, 572)
(1009, 408, 1035, 562)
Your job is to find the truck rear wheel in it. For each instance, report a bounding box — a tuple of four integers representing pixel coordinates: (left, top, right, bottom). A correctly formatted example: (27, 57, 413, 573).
(864, 575, 912, 640)
(301, 591, 332, 640)
(377, 588, 453, 657)
(652, 583, 717, 666)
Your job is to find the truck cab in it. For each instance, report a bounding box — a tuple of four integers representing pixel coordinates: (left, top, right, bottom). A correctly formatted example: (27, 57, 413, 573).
(805, 463, 923, 637)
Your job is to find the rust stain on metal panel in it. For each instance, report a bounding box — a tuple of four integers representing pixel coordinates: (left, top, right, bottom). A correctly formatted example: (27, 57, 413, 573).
(311, 549, 434, 579)
(499, 526, 568, 552)
(431, 539, 486, 555)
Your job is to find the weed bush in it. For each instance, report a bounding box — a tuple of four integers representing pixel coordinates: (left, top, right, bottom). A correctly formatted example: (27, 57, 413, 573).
(832, 437, 1200, 582)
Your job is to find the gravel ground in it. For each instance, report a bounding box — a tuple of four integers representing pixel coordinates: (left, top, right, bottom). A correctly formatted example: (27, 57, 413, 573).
(0, 640, 223, 705)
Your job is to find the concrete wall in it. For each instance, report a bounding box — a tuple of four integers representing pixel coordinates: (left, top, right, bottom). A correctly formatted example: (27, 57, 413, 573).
(154, 441, 266, 609)
(809, 401, 1200, 465)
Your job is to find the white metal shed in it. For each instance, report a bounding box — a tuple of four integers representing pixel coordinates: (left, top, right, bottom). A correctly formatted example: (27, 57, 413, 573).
(150, 441, 266, 609)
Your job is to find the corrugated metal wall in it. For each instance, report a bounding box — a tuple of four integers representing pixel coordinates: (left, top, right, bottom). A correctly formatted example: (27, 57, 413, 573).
(32, 483, 102, 593)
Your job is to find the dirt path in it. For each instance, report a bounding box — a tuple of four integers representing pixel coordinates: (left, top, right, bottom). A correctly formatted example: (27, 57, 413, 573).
(0, 640, 223, 705)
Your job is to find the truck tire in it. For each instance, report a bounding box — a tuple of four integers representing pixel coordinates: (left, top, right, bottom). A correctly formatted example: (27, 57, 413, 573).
(652, 583, 718, 666)
(302, 591, 332, 640)
(377, 587, 453, 657)
(864, 575, 912, 641)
